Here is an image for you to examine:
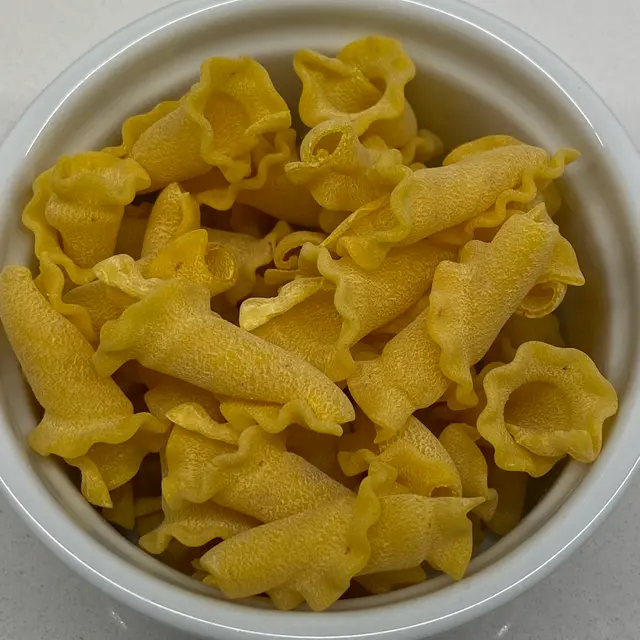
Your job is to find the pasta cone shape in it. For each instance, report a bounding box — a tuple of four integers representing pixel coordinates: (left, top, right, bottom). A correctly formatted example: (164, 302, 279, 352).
(140, 500, 258, 554)
(485, 313, 564, 364)
(427, 206, 559, 407)
(198, 461, 395, 611)
(206, 220, 291, 304)
(0, 266, 163, 459)
(439, 424, 498, 522)
(163, 419, 350, 518)
(273, 230, 327, 271)
(517, 234, 585, 318)
(66, 427, 170, 508)
(294, 36, 416, 147)
(41, 152, 149, 269)
(326, 144, 557, 270)
(93, 269, 354, 429)
(486, 463, 529, 536)
(340, 416, 462, 498)
(140, 183, 201, 259)
(128, 57, 290, 188)
(145, 229, 238, 297)
(348, 305, 451, 441)
(477, 341, 618, 474)
(187, 129, 321, 227)
(241, 241, 453, 381)
(286, 121, 410, 211)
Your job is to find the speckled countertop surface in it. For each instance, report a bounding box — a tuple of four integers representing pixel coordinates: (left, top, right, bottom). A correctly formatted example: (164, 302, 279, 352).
(1, 1, 640, 638)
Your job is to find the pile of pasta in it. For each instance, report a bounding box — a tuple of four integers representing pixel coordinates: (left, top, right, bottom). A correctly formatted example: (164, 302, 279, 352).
(0, 36, 619, 611)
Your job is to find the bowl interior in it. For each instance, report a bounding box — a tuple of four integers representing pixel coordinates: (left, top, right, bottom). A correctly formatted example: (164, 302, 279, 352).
(0, 0, 638, 636)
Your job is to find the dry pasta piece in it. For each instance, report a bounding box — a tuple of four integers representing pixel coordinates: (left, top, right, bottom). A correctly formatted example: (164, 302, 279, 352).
(206, 221, 291, 304)
(144, 376, 225, 425)
(485, 313, 565, 364)
(294, 36, 417, 147)
(198, 461, 395, 611)
(140, 183, 201, 260)
(139, 500, 258, 554)
(241, 241, 453, 381)
(443, 135, 524, 165)
(0, 266, 164, 459)
(127, 57, 290, 189)
(439, 423, 498, 522)
(348, 305, 451, 441)
(186, 129, 321, 227)
(486, 463, 529, 536)
(92, 272, 354, 433)
(517, 235, 585, 318)
(66, 427, 170, 508)
(102, 482, 135, 530)
(357, 566, 427, 594)
(370, 294, 429, 337)
(285, 121, 409, 211)
(478, 341, 618, 475)
(198, 471, 481, 610)
(427, 205, 559, 407)
(340, 416, 462, 498)
(400, 129, 444, 165)
(163, 419, 351, 519)
(325, 144, 563, 270)
(145, 229, 238, 298)
(43, 152, 149, 269)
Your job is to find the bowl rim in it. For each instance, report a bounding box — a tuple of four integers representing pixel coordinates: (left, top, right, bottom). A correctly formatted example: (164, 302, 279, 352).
(1, 0, 640, 638)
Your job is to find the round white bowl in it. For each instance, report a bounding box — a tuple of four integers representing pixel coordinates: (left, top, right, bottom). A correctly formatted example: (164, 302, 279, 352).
(1, 0, 640, 638)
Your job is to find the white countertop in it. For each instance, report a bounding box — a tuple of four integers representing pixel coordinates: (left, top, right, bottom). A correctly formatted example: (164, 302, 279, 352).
(1, 1, 639, 638)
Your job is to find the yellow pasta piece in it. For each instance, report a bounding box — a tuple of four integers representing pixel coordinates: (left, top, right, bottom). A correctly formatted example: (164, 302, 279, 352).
(241, 241, 453, 381)
(140, 500, 258, 554)
(486, 313, 565, 364)
(206, 221, 291, 304)
(294, 36, 417, 147)
(340, 417, 462, 498)
(286, 121, 409, 211)
(443, 135, 524, 165)
(42, 152, 149, 269)
(127, 57, 290, 188)
(370, 294, 429, 337)
(163, 420, 350, 519)
(144, 376, 225, 425)
(102, 482, 136, 530)
(199, 469, 481, 610)
(400, 129, 444, 165)
(517, 234, 585, 318)
(145, 229, 238, 298)
(478, 341, 618, 475)
(198, 461, 395, 610)
(66, 427, 170, 508)
(140, 183, 201, 260)
(439, 423, 498, 522)
(486, 463, 529, 536)
(348, 305, 450, 441)
(357, 566, 427, 594)
(186, 129, 321, 227)
(115, 203, 151, 259)
(427, 206, 559, 407)
(325, 144, 567, 270)
(0, 266, 163, 459)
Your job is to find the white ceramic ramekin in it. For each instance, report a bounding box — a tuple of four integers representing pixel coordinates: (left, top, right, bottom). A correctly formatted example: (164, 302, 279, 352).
(1, 0, 640, 638)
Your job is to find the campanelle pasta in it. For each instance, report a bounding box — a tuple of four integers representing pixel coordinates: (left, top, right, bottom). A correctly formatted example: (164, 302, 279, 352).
(0, 36, 618, 612)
